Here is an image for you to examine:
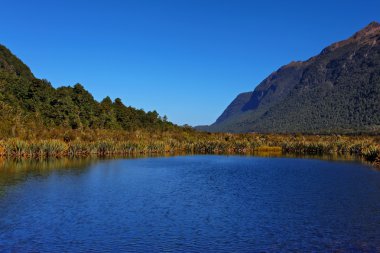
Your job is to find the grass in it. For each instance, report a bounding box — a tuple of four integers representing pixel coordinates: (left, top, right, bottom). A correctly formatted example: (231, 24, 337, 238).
(0, 133, 379, 167)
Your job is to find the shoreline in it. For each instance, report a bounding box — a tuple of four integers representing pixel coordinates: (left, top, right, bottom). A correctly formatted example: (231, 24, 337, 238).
(0, 135, 379, 168)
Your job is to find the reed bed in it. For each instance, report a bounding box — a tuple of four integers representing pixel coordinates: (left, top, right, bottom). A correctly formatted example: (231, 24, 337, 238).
(0, 134, 379, 166)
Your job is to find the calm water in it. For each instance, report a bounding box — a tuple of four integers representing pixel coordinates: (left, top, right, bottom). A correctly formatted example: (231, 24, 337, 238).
(0, 155, 379, 252)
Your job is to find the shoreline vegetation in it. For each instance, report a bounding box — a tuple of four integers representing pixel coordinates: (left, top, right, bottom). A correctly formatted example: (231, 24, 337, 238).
(0, 132, 379, 168)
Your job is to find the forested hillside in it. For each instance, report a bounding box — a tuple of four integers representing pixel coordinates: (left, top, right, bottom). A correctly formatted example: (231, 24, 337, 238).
(0, 44, 179, 139)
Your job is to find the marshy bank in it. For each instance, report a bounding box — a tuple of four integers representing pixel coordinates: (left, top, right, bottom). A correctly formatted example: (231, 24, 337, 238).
(0, 133, 379, 167)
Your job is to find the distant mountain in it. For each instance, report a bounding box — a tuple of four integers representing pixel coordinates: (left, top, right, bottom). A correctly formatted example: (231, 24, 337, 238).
(202, 22, 380, 134)
(0, 44, 177, 137)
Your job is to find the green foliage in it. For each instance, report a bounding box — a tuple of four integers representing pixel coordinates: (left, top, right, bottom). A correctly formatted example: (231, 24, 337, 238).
(0, 68, 176, 136)
(0, 45, 34, 80)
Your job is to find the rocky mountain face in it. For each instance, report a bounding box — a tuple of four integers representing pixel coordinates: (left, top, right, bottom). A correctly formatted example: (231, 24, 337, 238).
(205, 22, 380, 134)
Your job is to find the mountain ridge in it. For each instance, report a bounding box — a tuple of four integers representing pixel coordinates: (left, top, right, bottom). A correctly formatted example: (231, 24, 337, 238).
(201, 21, 380, 133)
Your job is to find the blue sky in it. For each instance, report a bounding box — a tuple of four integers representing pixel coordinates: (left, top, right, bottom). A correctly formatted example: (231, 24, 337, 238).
(1, 0, 379, 126)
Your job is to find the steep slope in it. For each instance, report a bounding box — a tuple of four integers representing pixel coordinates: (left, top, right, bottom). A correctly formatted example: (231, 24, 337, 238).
(207, 21, 380, 133)
(215, 92, 253, 124)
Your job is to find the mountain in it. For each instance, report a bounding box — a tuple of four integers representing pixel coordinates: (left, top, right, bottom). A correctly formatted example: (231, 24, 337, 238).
(203, 22, 380, 134)
(0, 44, 177, 138)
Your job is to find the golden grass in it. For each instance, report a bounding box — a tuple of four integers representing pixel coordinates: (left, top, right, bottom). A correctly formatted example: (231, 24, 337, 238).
(0, 133, 378, 166)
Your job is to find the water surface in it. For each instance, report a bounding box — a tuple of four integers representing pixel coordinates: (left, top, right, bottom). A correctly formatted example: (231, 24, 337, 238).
(0, 156, 379, 252)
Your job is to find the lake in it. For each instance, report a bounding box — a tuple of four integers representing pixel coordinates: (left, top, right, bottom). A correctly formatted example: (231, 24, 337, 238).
(0, 155, 379, 252)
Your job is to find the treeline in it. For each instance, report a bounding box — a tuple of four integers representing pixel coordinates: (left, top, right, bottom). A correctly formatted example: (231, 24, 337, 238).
(0, 43, 189, 142)
(0, 44, 181, 139)
(0, 64, 179, 139)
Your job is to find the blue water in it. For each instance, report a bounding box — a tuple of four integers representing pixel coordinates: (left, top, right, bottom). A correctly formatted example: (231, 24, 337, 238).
(0, 156, 379, 252)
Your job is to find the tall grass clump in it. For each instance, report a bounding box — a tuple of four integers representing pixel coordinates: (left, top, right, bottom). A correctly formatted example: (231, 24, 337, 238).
(3, 139, 28, 157)
(361, 145, 380, 162)
(0, 139, 68, 157)
(40, 140, 68, 157)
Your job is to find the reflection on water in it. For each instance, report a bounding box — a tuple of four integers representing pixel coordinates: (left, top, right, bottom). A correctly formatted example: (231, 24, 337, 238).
(0, 152, 369, 197)
(0, 158, 94, 196)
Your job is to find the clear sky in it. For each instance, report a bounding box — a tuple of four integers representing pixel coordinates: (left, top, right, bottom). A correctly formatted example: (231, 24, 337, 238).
(1, 0, 379, 126)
